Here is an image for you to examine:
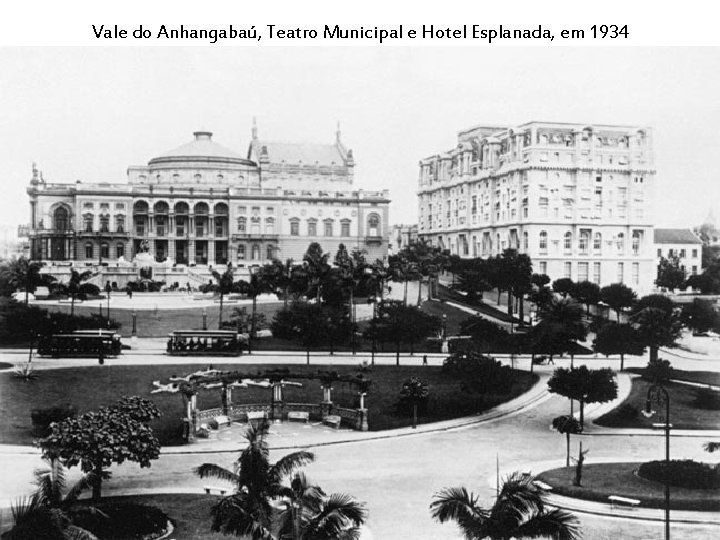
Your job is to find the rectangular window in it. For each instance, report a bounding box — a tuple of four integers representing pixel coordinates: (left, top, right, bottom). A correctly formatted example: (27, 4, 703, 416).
(632, 262, 639, 285)
(324, 221, 333, 237)
(593, 262, 601, 284)
(308, 221, 317, 236)
(617, 262, 624, 283)
(680, 249, 686, 258)
(578, 262, 589, 282)
(692, 249, 698, 258)
(539, 261, 547, 275)
(657, 248, 662, 257)
(341, 221, 350, 237)
(290, 221, 299, 236)
(237, 245, 246, 260)
(692, 265, 698, 275)
(564, 262, 572, 279)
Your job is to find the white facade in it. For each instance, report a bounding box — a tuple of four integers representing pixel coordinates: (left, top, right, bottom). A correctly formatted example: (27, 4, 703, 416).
(417, 121, 656, 293)
(653, 228, 703, 278)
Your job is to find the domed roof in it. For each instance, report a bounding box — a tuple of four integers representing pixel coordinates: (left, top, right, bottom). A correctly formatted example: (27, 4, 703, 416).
(149, 131, 254, 166)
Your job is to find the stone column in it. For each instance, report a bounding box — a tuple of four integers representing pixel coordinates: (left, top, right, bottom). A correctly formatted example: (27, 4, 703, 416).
(208, 240, 216, 266)
(356, 408, 368, 431)
(188, 239, 196, 265)
(320, 385, 333, 419)
(271, 383, 283, 421)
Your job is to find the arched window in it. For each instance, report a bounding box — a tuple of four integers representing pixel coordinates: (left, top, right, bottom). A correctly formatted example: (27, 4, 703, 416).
(100, 242, 109, 259)
(564, 231, 572, 251)
(84, 242, 93, 259)
(265, 217, 275, 235)
(214, 202, 228, 215)
(194, 202, 209, 215)
(539, 231, 548, 251)
(154, 201, 169, 215)
(237, 217, 247, 233)
(53, 206, 70, 231)
(594, 232, 602, 251)
(115, 215, 125, 233)
(116, 242, 125, 259)
(366, 214, 381, 237)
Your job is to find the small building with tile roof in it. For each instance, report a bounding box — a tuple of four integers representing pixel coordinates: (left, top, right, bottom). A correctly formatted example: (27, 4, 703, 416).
(653, 228, 703, 279)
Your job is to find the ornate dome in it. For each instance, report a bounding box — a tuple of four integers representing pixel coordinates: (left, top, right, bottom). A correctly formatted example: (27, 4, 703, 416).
(148, 131, 254, 167)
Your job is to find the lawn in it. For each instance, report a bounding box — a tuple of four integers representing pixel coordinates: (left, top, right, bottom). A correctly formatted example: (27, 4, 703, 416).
(594, 376, 720, 430)
(628, 367, 720, 387)
(0, 363, 537, 446)
(536, 463, 720, 511)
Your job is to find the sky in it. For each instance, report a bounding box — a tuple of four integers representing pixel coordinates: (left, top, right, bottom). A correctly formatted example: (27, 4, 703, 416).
(1, 47, 719, 235)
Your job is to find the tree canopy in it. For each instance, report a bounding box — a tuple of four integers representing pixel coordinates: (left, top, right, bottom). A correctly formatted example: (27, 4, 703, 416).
(547, 366, 618, 427)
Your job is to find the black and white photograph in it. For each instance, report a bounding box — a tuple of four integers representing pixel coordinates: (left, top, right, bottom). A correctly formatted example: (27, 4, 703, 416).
(1, 5, 720, 539)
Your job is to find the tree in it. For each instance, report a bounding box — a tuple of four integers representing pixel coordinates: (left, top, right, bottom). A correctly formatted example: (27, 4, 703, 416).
(211, 263, 237, 328)
(499, 249, 532, 321)
(527, 286, 554, 313)
(276, 472, 367, 540)
(593, 323, 645, 371)
(552, 415, 583, 468)
(656, 254, 686, 290)
(302, 242, 331, 302)
(452, 258, 492, 304)
(632, 294, 674, 316)
(459, 316, 509, 353)
(632, 307, 682, 363)
(681, 298, 716, 334)
(388, 253, 420, 305)
(552, 278, 576, 299)
(399, 377, 429, 429)
(573, 281, 601, 315)
(223, 306, 267, 336)
(367, 301, 440, 364)
(643, 357, 673, 385)
(547, 366, 618, 428)
(195, 420, 314, 538)
(39, 397, 161, 501)
(68, 269, 94, 316)
(430, 472, 580, 540)
(600, 283, 637, 322)
(0, 256, 55, 303)
(238, 269, 274, 354)
(538, 298, 587, 342)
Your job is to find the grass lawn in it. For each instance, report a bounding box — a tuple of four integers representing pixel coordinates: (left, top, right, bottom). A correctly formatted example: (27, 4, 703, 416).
(594, 377, 720, 430)
(628, 368, 720, 387)
(0, 363, 537, 446)
(536, 463, 720, 511)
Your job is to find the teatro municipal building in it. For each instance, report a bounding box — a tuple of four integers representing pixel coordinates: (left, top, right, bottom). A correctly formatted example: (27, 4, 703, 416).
(26, 123, 390, 285)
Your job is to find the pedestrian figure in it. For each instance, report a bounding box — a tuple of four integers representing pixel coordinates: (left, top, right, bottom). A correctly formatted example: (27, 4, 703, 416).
(98, 346, 105, 365)
(422, 354, 428, 366)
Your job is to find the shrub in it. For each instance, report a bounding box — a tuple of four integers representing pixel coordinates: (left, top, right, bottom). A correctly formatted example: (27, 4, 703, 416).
(694, 387, 720, 410)
(71, 502, 169, 538)
(442, 351, 514, 394)
(196, 426, 210, 438)
(638, 459, 720, 490)
(30, 404, 76, 436)
(78, 283, 100, 297)
(207, 418, 220, 430)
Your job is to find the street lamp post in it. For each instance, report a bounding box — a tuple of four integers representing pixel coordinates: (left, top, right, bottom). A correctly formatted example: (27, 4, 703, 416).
(104, 282, 112, 327)
(642, 383, 671, 540)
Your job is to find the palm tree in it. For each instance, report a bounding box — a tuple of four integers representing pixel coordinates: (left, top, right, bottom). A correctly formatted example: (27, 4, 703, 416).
(194, 420, 314, 539)
(0, 256, 54, 303)
(5, 456, 98, 539)
(68, 269, 93, 316)
(275, 472, 367, 540)
(302, 242, 330, 302)
(430, 472, 580, 540)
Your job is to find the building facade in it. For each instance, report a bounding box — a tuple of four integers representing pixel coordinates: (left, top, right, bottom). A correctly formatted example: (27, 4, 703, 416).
(389, 224, 418, 254)
(654, 228, 703, 279)
(26, 125, 389, 284)
(417, 121, 656, 293)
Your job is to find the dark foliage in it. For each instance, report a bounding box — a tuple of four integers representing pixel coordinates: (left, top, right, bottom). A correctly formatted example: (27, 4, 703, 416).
(71, 501, 169, 537)
(694, 387, 720, 410)
(638, 460, 720, 490)
(30, 405, 77, 437)
(442, 351, 514, 394)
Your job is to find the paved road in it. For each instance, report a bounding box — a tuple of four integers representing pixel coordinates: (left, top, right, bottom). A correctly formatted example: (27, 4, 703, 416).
(1, 351, 719, 539)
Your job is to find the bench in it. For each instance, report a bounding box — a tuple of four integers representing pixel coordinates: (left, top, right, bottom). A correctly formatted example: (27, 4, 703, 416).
(533, 480, 553, 491)
(204, 485, 229, 496)
(652, 423, 673, 429)
(608, 495, 640, 509)
(287, 411, 310, 423)
(246, 411, 267, 423)
(323, 415, 342, 429)
(213, 415, 232, 428)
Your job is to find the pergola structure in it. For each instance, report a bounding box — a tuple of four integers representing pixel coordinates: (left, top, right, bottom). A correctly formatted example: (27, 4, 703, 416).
(151, 367, 372, 440)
